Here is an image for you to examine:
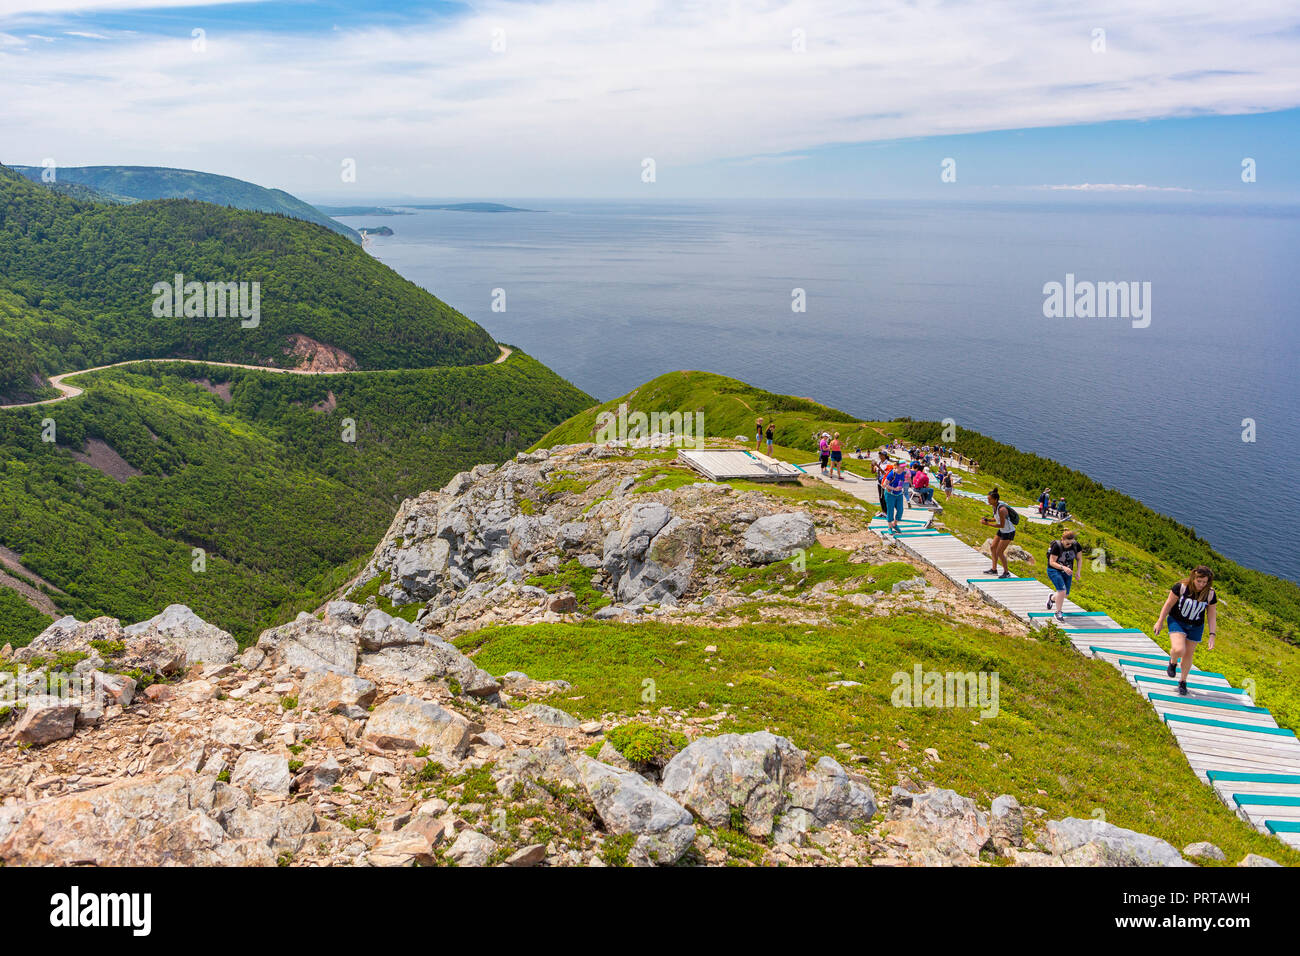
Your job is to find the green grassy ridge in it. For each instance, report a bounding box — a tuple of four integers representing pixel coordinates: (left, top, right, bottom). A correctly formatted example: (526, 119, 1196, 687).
(0, 349, 591, 645)
(530, 369, 877, 452)
(0, 164, 497, 391)
(534, 370, 1298, 654)
(13, 164, 361, 243)
(0, 589, 52, 645)
(459, 617, 1300, 864)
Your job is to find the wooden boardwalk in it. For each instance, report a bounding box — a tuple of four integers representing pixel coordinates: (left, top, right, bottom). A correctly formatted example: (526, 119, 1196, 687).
(815, 468, 1300, 851)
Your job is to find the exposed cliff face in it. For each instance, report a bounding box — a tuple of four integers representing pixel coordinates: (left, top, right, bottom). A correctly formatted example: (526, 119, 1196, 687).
(352, 441, 1016, 640)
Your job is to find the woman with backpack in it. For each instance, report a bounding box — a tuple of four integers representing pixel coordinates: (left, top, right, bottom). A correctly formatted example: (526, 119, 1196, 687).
(1045, 529, 1083, 622)
(979, 487, 1017, 578)
(1154, 566, 1218, 697)
(882, 459, 909, 533)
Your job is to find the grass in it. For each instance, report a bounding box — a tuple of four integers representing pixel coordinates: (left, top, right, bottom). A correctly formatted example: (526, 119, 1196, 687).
(526, 559, 612, 614)
(726, 545, 918, 597)
(456, 615, 1300, 864)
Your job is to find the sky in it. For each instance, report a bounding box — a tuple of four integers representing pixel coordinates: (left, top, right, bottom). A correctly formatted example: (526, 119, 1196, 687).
(1, 0, 1298, 200)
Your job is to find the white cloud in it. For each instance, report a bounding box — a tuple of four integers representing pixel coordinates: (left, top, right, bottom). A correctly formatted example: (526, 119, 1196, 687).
(1, 0, 1297, 195)
(1041, 183, 1196, 192)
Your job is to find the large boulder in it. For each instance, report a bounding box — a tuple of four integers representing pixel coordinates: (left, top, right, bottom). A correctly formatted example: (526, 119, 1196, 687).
(660, 731, 806, 837)
(357, 610, 499, 696)
(389, 538, 452, 601)
(299, 670, 377, 713)
(12, 696, 80, 746)
(362, 694, 478, 757)
(123, 605, 238, 665)
(603, 502, 673, 581)
(16, 616, 120, 660)
(881, 788, 991, 864)
(575, 757, 695, 866)
(256, 613, 359, 675)
(0, 773, 278, 866)
(618, 517, 701, 606)
(742, 512, 817, 564)
(1044, 818, 1193, 867)
(777, 756, 877, 839)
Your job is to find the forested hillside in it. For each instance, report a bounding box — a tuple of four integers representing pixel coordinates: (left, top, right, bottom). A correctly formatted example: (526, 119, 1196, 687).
(13, 164, 360, 241)
(0, 350, 590, 644)
(0, 165, 498, 396)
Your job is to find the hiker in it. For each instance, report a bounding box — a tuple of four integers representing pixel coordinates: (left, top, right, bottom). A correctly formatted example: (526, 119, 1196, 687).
(874, 451, 889, 515)
(912, 465, 931, 504)
(819, 433, 831, 473)
(1045, 529, 1083, 622)
(765, 421, 775, 456)
(755, 418, 764, 451)
(882, 458, 909, 532)
(829, 432, 844, 479)
(1154, 565, 1218, 697)
(979, 487, 1017, 578)
(943, 469, 954, 500)
(1038, 488, 1051, 518)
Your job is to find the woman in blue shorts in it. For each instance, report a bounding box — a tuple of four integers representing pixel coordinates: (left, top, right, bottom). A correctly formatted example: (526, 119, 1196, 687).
(1154, 565, 1218, 697)
(1044, 529, 1082, 622)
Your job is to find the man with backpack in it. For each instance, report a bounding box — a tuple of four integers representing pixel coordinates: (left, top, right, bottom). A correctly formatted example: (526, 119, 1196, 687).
(1045, 529, 1083, 622)
(980, 487, 1018, 578)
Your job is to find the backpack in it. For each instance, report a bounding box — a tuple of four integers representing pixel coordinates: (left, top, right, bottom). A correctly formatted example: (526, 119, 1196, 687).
(1000, 503, 1020, 526)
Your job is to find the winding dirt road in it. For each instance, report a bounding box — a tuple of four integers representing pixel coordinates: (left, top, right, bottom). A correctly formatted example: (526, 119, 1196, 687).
(2, 344, 514, 410)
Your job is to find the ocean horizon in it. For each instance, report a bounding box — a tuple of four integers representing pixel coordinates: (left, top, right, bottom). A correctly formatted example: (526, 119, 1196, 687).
(339, 197, 1299, 583)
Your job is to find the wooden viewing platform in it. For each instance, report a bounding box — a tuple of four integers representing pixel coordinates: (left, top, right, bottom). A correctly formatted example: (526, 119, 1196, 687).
(677, 449, 806, 482)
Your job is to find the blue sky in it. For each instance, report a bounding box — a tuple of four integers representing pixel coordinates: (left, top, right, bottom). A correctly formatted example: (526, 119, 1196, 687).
(2, 0, 1298, 200)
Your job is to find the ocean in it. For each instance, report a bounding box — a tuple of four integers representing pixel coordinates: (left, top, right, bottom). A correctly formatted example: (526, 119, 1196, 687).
(337, 198, 1300, 582)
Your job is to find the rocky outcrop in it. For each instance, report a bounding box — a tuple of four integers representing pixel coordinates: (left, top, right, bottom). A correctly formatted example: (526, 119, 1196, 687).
(742, 512, 817, 564)
(362, 694, 479, 758)
(0, 772, 297, 866)
(124, 604, 238, 665)
(1044, 818, 1193, 867)
(575, 756, 696, 866)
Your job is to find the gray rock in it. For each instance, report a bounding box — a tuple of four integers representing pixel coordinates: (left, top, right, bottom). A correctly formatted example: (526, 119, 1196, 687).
(523, 703, 581, 729)
(256, 613, 359, 675)
(883, 788, 991, 863)
(891, 576, 927, 594)
(389, 538, 452, 601)
(991, 794, 1024, 849)
(1183, 841, 1225, 862)
(1045, 818, 1193, 867)
(362, 694, 478, 757)
(211, 715, 266, 748)
(123, 604, 238, 665)
(322, 601, 367, 627)
(230, 752, 292, 798)
(299, 670, 377, 712)
(575, 756, 695, 865)
(1237, 853, 1281, 867)
(785, 756, 878, 829)
(506, 843, 547, 866)
(742, 512, 817, 564)
(446, 829, 497, 866)
(661, 731, 806, 837)
(618, 517, 700, 606)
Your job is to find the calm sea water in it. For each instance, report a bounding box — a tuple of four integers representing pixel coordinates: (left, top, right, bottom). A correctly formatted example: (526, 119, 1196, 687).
(339, 199, 1300, 583)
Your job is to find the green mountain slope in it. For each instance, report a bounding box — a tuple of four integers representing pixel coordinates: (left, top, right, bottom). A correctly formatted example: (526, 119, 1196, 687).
(0, 349, 590, 644)
(0, 164, 499, 395)
(534, 369, 1300, 723)
(13, 164, 360, 242)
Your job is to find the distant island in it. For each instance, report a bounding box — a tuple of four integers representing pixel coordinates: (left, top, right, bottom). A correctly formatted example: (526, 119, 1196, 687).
(315, 205, 413, 217)
(408, 202, 534, 213)
(358, 226, 394, 236)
